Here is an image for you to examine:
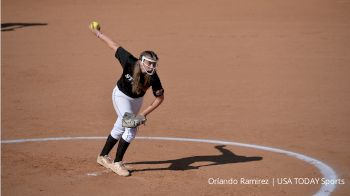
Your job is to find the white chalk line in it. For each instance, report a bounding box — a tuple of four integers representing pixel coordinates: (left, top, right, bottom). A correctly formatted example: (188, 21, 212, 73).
(1, 136, 337, 196)
(87, 169, 110, 176)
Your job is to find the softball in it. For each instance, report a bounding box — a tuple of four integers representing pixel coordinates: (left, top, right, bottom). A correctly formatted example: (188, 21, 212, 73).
(89, 21, 101, 31)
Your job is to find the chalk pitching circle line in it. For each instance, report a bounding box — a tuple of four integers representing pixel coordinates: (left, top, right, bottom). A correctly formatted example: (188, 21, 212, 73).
(1, 136, 337, 196)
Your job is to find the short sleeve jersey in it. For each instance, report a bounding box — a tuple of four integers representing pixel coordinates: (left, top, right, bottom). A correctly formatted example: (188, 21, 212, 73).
(115, 47, 164, 98)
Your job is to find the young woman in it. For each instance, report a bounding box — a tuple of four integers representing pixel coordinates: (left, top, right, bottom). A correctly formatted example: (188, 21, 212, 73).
(90, 26, 165, 176)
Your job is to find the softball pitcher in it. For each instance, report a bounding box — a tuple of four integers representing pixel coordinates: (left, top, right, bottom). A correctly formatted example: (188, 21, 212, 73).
(89, 23, 165, 176)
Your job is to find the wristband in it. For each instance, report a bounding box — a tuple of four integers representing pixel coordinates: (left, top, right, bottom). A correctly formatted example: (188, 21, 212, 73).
(97, 32, 102, 38)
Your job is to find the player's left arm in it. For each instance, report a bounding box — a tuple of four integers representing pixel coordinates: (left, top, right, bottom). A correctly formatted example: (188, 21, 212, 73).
(139, 94, 164, 117)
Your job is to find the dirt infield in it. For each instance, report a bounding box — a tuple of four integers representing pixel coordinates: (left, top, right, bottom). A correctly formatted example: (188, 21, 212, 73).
(2, 0, 349, 195)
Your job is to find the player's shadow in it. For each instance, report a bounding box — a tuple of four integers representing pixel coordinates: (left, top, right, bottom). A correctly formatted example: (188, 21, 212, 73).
(127, 145, 263, 173)
(1, 23, 48, 31)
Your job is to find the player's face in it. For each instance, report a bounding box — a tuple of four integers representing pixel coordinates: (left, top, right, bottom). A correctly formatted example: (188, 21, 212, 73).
(140, 56, 157, 75)
(142, 59, 157, 71)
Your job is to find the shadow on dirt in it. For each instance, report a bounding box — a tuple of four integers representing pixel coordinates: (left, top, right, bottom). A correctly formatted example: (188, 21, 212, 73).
(127, 145, 263, 173)
(1, 23, 48, 31)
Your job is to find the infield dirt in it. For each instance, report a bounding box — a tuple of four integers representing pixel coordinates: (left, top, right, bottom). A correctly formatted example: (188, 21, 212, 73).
(2, 0, 350, 195)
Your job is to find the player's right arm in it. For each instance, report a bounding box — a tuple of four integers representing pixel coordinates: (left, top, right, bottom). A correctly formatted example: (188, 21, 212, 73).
(90, 28, 119, 52)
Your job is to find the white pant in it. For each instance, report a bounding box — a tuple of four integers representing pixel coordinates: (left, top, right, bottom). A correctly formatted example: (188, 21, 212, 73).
(110, 86, 144, 143)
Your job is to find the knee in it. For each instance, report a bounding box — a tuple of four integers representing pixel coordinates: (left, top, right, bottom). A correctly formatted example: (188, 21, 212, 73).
(110, 123, 124, 140)
(110, 131, 122, 140)
(122, 128, 137, 143)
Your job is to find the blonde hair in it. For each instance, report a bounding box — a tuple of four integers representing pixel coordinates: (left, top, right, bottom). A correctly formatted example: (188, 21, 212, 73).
(131, 50, 158, 95)
(132, 62, 151, 95)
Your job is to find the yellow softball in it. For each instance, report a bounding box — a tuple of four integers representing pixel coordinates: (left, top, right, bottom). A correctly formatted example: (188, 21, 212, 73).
(89, 21, 101, 31)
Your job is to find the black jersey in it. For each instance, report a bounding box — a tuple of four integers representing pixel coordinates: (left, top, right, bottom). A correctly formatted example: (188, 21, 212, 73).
(115, 47, 164, 98)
